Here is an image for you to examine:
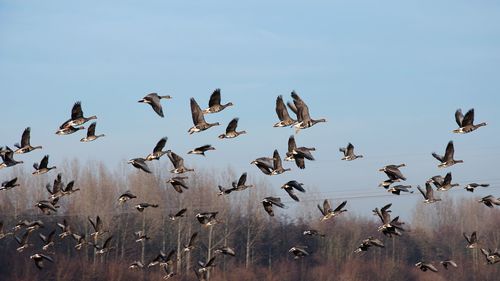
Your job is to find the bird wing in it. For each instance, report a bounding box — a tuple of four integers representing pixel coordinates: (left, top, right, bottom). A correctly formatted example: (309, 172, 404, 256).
(346, 143, 354, 156)
(291, 91, 311, 121)
(334, 200, 347, 212)
(288, 135, 297, 153)
(71, 101, 83, 119)
(289, 181, 305, 192)
(153, 137, 168, 153)
(385, 167, 406, 181)
(285, 188, 299, 202)
(295, 147, 315, 161)
(455, 109, 464, 127)
(276, 95, 291, 121)
(432, 153, 444, 162)
(137, 159, 152, 173)
(462, 108, 474, 126)
(226, 118, 239, 134)
(443, 172, 452, 185)
(21, 127, 31, 147)
(237, 172, 247, 187)
(255, 162, 272, 175)
(263, 201, 274, 216)
(190, 98, 205, 125)
(273, 149, 282, 170)
(197, 144, 212, 151)
(167, 151, 184, 168)
(95, 216, 103, 231)
(323, 199, 332, 212)
(205, 256, 216, 267)
(444, 141, 455, 162)
(189, 232, 198, 246)
(208, 89, 221, 107)
(39, 155, 49, 169)
(416, 185, 427, 199)
(471, 231, 477, 242)
(87, 122, 96, 137)
(176, 208, 187, 217)
(102, 236, 113, 249)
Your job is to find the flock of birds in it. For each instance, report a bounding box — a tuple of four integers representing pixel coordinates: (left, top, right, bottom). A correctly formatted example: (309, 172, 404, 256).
(0, 90, 499, 280)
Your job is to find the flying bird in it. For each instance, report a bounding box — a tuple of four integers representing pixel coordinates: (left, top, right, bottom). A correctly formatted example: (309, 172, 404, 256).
(203, 88, 233, 114)
(0, 177, 20, 191)
(273, 95, 296, 127)
(415, 261, 438, 272)
(464, 231, 479, 249)
(138, 93, 172, 117)
(453, 108, 486, 134)
(167, 176, 190, 193)
(145, 137, 168, 161)
(289, 246, 309, 259)
(218, 118, 247, 139)
(30, 253, 54, 270)
(290, 91, 326, 132)
(118, 191, 137, 203)
(188, 144, 215, 156)
(262, 197, 286, 217)
(281, 180, 306, 201)
(135, 203, 159, 212)
(80, 122, 105, 142)
(14, 127, 42, 154)
(127, 158, 151, 174)
(417, 183, 441, 203)
(339, 143, 363, 161)
(318, 199, 347, 221)
(464, 183, 489, 192)
(285, 135, 315, 169)
(432, 141, 463, 168)
(0, 146, 24, 169)
(59, 101, 97, 128)
(33, 155, 56, 175)
(188, 98, 220, 134)
(167, 150, 194, 174)
(478, 195, 500, 208)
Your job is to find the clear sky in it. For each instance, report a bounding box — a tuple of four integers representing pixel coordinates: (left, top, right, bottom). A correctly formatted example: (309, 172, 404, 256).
(1, 0, 500, 219)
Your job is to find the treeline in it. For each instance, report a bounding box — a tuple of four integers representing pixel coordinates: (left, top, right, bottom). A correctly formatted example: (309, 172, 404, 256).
(0, 160, 499, 281)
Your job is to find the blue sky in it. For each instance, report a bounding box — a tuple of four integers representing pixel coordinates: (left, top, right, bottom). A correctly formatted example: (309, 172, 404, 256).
(1, 0, 500, 219)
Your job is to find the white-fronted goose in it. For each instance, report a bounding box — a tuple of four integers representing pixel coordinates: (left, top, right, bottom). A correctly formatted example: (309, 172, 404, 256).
(33, 155, 56, 175)
(340, 143, 363, 161)
(39, 229, 56, 251)
(271, 149, 291, 175)
(36, 199, 59, 215)
(290, 91, 326, 132)
(285, 135, 315, 169)
(262, 197, 286, 217)
(15, 230, 31, 252)
(88, 216, 106, 238)
(59, 101, 97, 128)
(480, 248, 500, 264)
(129, 261, 145, 270)
(94, 235, 114, 255)
(231, 172, 253, 191)
(250, 157, 274, 175)
(281, 180, 306, 201)
(417, 183, 441, 203)
(196, 212, 219, 226)
(167, 176, 189, 193)
(273, 95, 296, 127)
(55, 125, 85, 135)
(135, 230, 150, 242)
(127, 158, 151, 174)
(147, 249, 176, 267)
(379, 164, 406, 181)
(354, 236, 385, 253)
(14, 127, 42, 154)
(217, 185, 235, 196)
(62, 181, 79, 196)
(318, 199, 347, 221)
(289, 246, 309, 259)
(168, 208, 187, 221)
(387, 185, 413, 195)
(434, 172, 459, 191)
(188, 98, 220, 134)
(145, 137, 168, 161)
(135, 203, 159, 212)
(478, 195, 500, 208)
(188, 144, 215, 156)
(183, 232, 198, 252)
(197, 256, 217, 274)
(219, 118, 246, 139)
(118, 190, 137, 203)
(453, 108, 486, 134)
(80, 122, 105, 142)
(0, 177, 19, 191)
(167, 150, 194, 174)
(464, 183, 489, 192)
(440, 260, 458, 269)
(463, 231, 479, 248)
(214, 246, 236, 256)
(303, 229, 325, 237)
(415, 261, 438, 272)
(14, 219, 44, 232)
(71, 233, 87, 250)
(162, 263, 176, 279)
(30, 253, 53, 270)
(57, 219, 72, 239)
(432, 141, 463, 168)
(203, 88, 233, 114)
(373, 204, 405, 237)
(138, 93, 172, 117)
(0, 147, 23, 169)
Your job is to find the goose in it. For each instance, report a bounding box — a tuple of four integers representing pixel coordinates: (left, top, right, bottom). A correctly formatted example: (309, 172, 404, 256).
(197, 256, 217, 273)
(188, 98, 220, 134)
(417, 183, 441, 203)
(145, 137, 168, 161)
(378, 176, 400, 189)
(71, 233, 87, 250)
(30, 253, 54, 270)
(134, 230, 150, 242)
(46, 173, 64, 200)
(162, 264, 176, 279)
(290, 91, 326, 132)
(39, 229, 56, 251)
(129, 261, 145, 270)
(127, 158, 151, 174)
(271, 149, 291, 175)
(147, 250, 176, 267)
(231, 172, 253, 191)
(138, 93, 172, 117)
(15, 230, 31, 252)
(480, 248, 500, 264)
(285, 135, 315, 169)
(55, 125, 85, 135)
(289, 246, 309, 259)
(33, 155, 56, 175)
(318, 199, 347, 221)
(0, 177, 19, 191)
(14, 127, 42, 154)
(59, 101, 97, 127)
(214, 246, 236, 256)
(118, 190, 137, 203)
(387, 185, 413, 195)
(379, 164, 406, 181)
(464, 183, 489, 192)
(440, 260, 458, 269)
(303, 229, 325, 237)
(354, 236, 385, 253)
(373, 203, 405, 237)
(434, 172, 459, 191)
(0, 221, 13, 239)
(217, 185, 235, 196)
(453, 108, 487, 134)
(203, 88, 233, 114)
(80, 122, 105, 142)
(218, 118, 246, 139)
(36, 200, 59, 215)
(94, 235, 114, 255)
(415, 261, 438, 272)
(183, 232, 198, 252)
(88, 216, 106, 238)
(188, 144, 215, 156)
(340, 143, 363, 161)
(0, 146, 24, 169)
(14, 219, 44, 232)
(57, 219, 72, 239)
(463, 231, 479, 248)
(432, 141, 463, 168)
(135, 202, 159, 212)
(281, 180, 306, 201)
(194, 268, 208, 281)
(167, 150, 194, 174)
(250, 157, 274, 175)
(168, 208, 187, 221)
(273, 95, 296, 127)
(262, 197, 286, 217)
(62, 180, 79, 195)
(478, 195, 500, 208)
(196, 212, 219, 226)
(167, 176, 189, 193)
